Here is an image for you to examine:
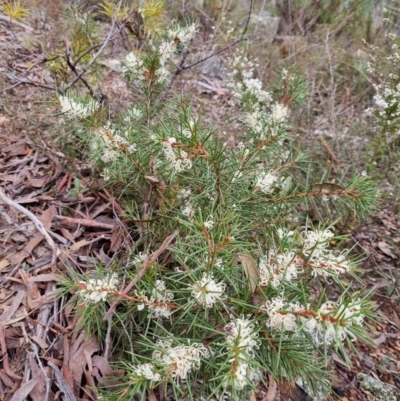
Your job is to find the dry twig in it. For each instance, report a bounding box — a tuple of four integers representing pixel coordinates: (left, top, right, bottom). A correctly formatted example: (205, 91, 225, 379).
(0, 13, 33, 31)
(54, 214, 115, 229)
(0, 189, 60, 265)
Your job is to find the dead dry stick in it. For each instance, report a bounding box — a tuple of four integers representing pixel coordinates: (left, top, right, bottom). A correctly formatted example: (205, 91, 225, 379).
(0, 14, 33, 31)
(0, 323, 22, 381)
(102, 188, 125, 216)
(0, 189, 60, 265)
(54, 215, 115, 229)
(4, 71, 55, 92)
(103, 229, 179, 321)
(104, 316, 113, 361)
(18, 324, 51, 401)
(318, 133, 340, 165)
(47, 361, 75, 401)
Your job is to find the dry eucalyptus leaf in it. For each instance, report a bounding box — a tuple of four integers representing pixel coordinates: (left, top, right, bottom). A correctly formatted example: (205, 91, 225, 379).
(9, 378, 38, 401)
(263, 374, 277, 401)
(249, 390, 257, 401)
(332, 351, 348, 367)
(0, 259, 10, 271)
(144, 175, 161, 183)
(239, 254, 259, 293)
(31, 335, 48, 349)
(0, 116, 10, 125)
(377, 241, 397, 259)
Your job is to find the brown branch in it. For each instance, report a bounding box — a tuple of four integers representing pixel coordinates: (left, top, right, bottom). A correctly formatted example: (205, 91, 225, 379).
(64, 54, 95, 97)
(103, 230, 179, 320)
(277, 308, 347, 326)
(202, 227, 214, 256)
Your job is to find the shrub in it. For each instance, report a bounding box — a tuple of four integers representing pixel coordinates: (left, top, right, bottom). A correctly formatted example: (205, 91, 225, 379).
(55, 8, 377, 401)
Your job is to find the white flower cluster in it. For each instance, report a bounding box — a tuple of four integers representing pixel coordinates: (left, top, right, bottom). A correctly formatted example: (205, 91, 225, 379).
(301, 229, 351, 277)
(123, 107, 143, 123)
(78, 272, 119, 304)
(254, 170, 282, 194)
(310, 251, 352, 277)
(152, 340, 210, 380)
(91, 121, 136, 163)
(131, 252, 148, 266)
(190, 273, 226, 308)
(182, 119, 196, 138)
(162, 137, 193, 172)
(243, 105, 288, 139)
(224, 317, 261, 390)
(264, 296, 302, 332)
(203, 216, 214, 229)
(302, 229, 334, 256)
(182, 201, 194, 220)
(271, 102, 290, 123)
(168, 23, 198, 47)
(214, 258, 224, 269)
(277, 228, 295, 240)
(243, 110, 269, 139)
(131, 363, 161, 382)
(136, 280, 174, 318)
(228, 50, 272, 111)
(264, 296, 365, 345)
(121, 50, 145, 80)
(311, 300, 364, 344)
(228, 52, 291, 141)
(122, 23, 197, 85)
(259, 250, 301, 287)
(58, 95, 99, 119)
(367, 81, 400, 141)
(178, 187, 191, 200)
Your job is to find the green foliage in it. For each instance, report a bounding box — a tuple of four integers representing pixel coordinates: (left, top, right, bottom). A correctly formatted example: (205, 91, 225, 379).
(99, 0, 129, 20)
(69, 7, 98, 64)
(99, 0, 165, 38)
(0, 0, 29, 21)
(66, 177, 88, 197)
(46, 56, 69, 83)
(44, 6, 100, 83)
